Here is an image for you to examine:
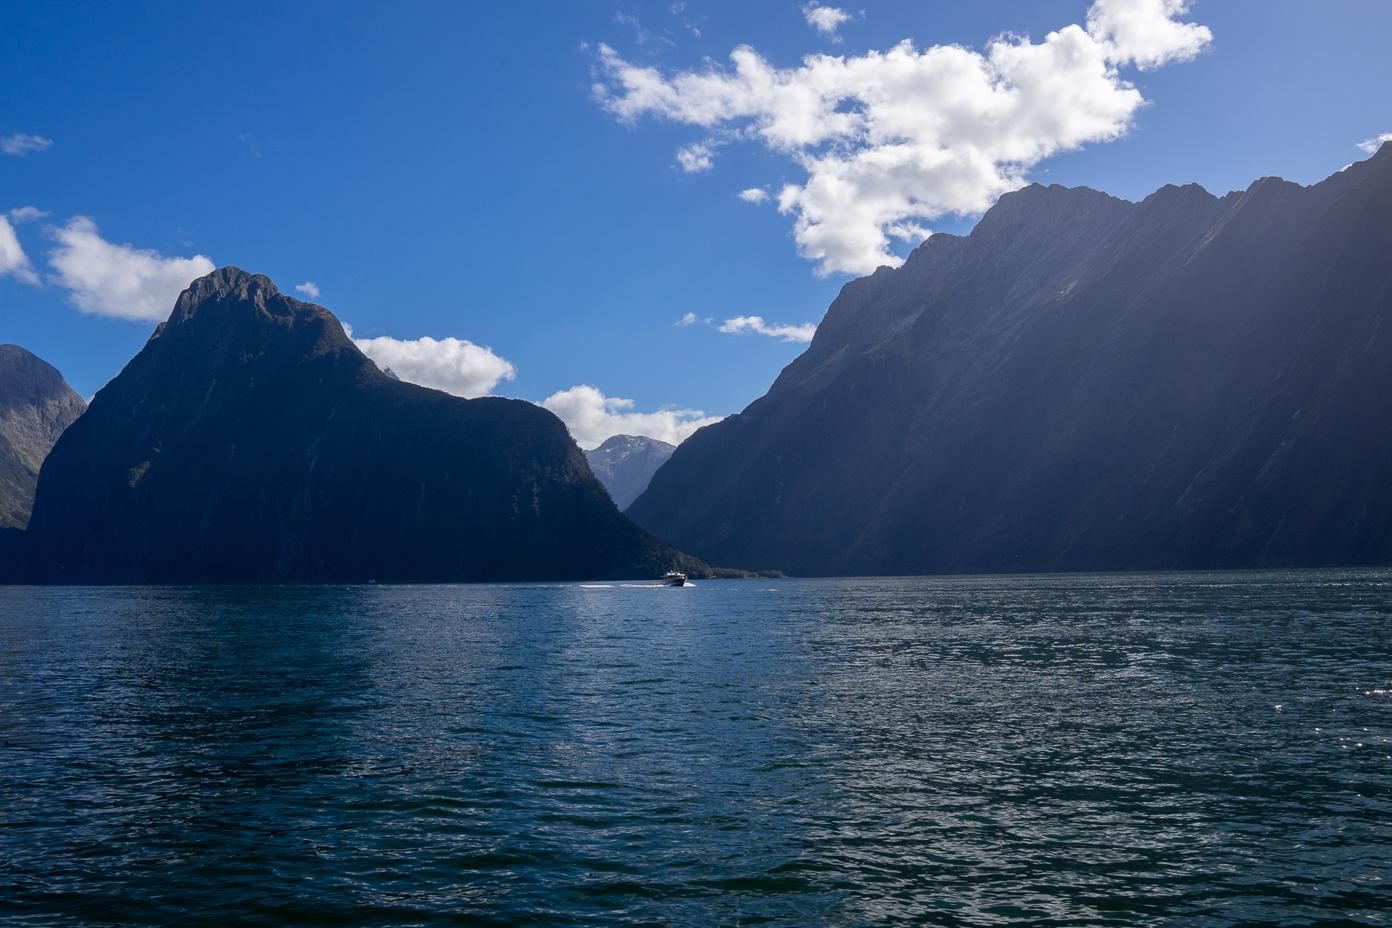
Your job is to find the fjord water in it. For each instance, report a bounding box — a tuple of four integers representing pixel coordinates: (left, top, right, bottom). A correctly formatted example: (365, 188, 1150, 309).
(2, 574, 1389, 926)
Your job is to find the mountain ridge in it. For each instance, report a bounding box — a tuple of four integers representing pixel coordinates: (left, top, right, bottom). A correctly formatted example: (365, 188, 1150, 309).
(628, 146, 1392, 575)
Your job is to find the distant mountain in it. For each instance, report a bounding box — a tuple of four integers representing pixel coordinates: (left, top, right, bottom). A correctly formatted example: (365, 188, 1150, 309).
(22, 268, 699, 583)
(585, 435, 676, 510)
(0, 345, 86, 530)
(629, 145, 1392, 575)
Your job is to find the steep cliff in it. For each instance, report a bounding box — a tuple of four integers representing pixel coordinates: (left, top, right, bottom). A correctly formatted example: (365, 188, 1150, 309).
(630, 146, 1392, 575)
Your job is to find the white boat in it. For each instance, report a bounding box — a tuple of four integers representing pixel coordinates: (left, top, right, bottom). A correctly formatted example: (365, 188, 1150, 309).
(659, 571, 687, 587)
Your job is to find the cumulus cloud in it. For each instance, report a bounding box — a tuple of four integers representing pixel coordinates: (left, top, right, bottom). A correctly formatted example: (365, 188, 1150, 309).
(803, 4, 852, 40)
(1357, 132, 1392, 155)
(593, 0, 1211, 275)
(348, 330, 516, 398)
(676, 141, 716, 173)
(541, 384, 723, 449)
(47, 217, 215, 320)
(675, 311, 700, 326)
(738, 187, 770, 204)
(1085, 0, 1212, 69)
(8, 206, 48, 224)
(1, 133, 52, 156)
(295, 281, 320, 299)
(0, 216, 40, 286)
(717, 315, 817, 343)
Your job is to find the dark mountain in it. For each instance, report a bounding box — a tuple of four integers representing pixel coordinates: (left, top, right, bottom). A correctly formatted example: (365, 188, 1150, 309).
(585, 435, 676, 510)
(22, 268, 699, 583)
(629, 145, 1392, 576)
(0, 345, 86, 530)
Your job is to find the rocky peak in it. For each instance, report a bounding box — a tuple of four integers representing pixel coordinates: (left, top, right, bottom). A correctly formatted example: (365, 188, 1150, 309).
(0, 345, 74, 415)
(586, 434, 677, 510)
(975, 183, 1125, 229)
(965, 183, 1133, 265)
(594, 434, 675, 457)
(0, 345, 86, 530)
(1139, 182, 1217, 209)
(159, 266, 302, 333)
(176, 266, 278, 311)
(150, 267, 356, 366)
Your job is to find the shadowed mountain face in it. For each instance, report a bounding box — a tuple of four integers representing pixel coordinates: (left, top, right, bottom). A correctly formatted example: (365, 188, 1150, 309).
(0, 345, 86, 530)
(629, 146, 1392, 576)
(585, 435, 676, 510)
(23, 268, 698, 583)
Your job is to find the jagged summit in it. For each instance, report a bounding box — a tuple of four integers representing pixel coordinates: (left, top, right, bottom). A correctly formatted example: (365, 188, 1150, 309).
(146, 267, 357, 374)
(1140, 182, 1218, 206)
(966, 182, 1132, 248)
(983, 182, 1127, 215)
(169, 266, 282, 319)
(997, 181, 1119, 204)
(158, 264, 339, 340)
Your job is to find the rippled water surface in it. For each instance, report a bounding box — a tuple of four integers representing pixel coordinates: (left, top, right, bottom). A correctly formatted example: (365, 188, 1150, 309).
(2, 573, 1390, 926)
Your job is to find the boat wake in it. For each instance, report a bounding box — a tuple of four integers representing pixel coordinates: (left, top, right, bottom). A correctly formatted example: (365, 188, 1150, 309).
(578, 582, 696, 590)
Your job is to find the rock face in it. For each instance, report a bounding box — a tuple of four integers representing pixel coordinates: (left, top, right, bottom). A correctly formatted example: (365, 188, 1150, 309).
(0, 345, 86, 530)
(584, 435, 676, 510)
(629, 145, 1392, 575)
(24, 268, 698, 582)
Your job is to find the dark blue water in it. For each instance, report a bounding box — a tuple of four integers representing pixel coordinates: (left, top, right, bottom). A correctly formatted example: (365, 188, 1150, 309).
(2, 573, 1390, 926)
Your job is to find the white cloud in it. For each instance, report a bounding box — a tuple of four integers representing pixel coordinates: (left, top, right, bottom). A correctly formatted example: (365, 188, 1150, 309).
(738, 187, 770, 204)
(593, 0, 1211, 276)
(0, 216, 40, 286)
(673, 310, 814, 341)
(295, 281, 320, 299)
(676, 141, 715, 173)
(1, 133, 52, 156)
(47, 217, 214, 320)
(1085, 0, 1212, 69)
(542, 384, 723, 449)
(803, 4, 852, 40)
(1357, 132, 1392, 155)
(349, 330, 516, 398)
(8, 206, 48, 224)
(717, 315, 816, 343)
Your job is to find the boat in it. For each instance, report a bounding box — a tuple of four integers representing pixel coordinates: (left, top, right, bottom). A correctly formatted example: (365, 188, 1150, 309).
(659, 571, 687, 587)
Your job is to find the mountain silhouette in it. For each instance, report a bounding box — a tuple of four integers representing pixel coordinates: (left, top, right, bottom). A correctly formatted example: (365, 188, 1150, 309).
(630, 146, 1392, 575)
(22, 268, 699, 582)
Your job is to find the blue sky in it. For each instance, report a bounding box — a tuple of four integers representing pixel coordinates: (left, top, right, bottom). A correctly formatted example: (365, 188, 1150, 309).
(2, 0, 1389, 446)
